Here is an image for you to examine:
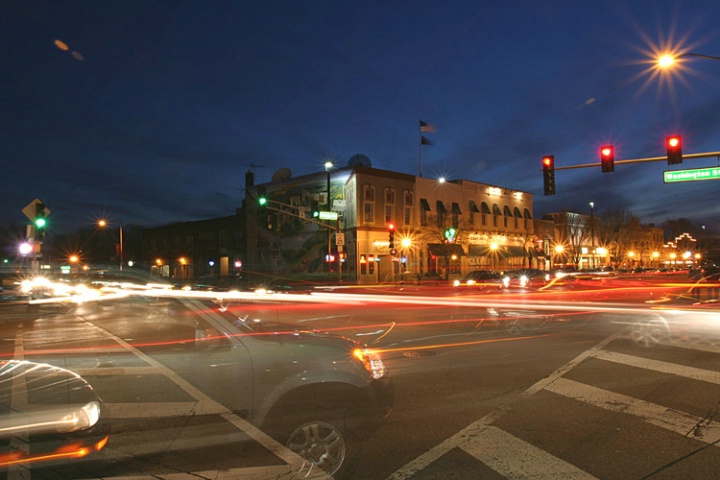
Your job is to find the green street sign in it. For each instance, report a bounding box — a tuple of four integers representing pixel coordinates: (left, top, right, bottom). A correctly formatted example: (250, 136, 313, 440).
(664, 167, 720, 184)
(318, 211, 338, 220)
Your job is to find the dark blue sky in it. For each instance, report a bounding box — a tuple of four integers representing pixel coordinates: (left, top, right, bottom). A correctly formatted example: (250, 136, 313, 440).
(2, 0, 720, 234)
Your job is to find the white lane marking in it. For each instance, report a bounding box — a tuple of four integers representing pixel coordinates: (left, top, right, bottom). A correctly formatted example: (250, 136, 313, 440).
(594, 350, 720, 385)
(462, 426, 599, 480)
(74, 366, 161, 376)
(545, 377, 720, 444)
(385, 333, 620, 480)
(104, 465, 295, 479)
(104, 402, 229, 418)
(96, 425, 259, 462)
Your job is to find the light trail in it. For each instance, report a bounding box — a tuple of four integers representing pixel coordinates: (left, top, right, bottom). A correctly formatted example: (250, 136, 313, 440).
(373, 333, 558, 355)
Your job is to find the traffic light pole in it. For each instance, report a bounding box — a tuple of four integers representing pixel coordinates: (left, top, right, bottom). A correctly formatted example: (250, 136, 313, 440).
(549, 151, 720, 171)
(261, 199, 340, 231)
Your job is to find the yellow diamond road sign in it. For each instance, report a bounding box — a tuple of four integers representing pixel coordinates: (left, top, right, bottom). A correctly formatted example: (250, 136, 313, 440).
(22, 199, 50, 221)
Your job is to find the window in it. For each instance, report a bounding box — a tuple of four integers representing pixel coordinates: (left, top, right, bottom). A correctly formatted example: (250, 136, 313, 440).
(364, 185, 375, 202)
(452, 202, 462, 228)
(493, 204, 501, 227)
(385, 205, 394, 224)
(420, 198, 431, 226)
(469, 200, 480, 225)
(436, 201, 447, 226)
(404, 191, 413, 225)
(364, 203, 374, 223)
(385, 188, 395, 223)
(481, 202, 490, 227)
(364, 185, 375, 223)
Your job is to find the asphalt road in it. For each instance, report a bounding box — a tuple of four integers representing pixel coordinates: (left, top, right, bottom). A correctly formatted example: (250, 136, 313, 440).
(2, 276, 720, 480)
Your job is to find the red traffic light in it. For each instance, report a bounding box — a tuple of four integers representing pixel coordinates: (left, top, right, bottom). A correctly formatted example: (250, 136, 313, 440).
(666, 135, 683, 165)
(600, 145, 614, 173)
(387, 223, 395, 231)
(542, 155, 555, 195)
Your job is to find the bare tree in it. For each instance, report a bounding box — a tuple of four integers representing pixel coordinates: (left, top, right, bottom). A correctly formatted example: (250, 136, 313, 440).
(598, 208, 641, 266)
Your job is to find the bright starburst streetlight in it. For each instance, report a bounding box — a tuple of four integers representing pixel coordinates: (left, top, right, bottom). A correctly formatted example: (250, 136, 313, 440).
(657, 52, 720, 69)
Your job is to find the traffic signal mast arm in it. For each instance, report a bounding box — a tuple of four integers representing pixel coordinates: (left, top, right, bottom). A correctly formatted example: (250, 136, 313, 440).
(545, 150, 720, 171)
(259, 197, 340, 231)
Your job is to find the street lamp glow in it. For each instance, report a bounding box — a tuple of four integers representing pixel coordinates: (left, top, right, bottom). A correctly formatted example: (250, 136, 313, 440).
(657, 54, 675, 68)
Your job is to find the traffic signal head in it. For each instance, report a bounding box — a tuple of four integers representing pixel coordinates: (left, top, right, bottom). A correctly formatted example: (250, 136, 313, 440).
(542, 155, 555, 195)
(600, 145, 614, 173)
(666, 135, 683, 165)
(388, 224, 395, 250)
(256, 187, 267, 210)
(34, 203, 47, 229)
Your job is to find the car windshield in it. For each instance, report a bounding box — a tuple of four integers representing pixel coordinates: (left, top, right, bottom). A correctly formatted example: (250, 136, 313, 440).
(4, 2, 720, 479)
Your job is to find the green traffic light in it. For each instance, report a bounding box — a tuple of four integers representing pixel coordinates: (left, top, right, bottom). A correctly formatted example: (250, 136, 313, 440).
(258, 197, 267, 206)
(35, 218, 46, 228)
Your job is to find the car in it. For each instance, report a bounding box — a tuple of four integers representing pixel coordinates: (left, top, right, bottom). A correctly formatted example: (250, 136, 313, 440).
(608, 283, 720, 348)
(0, 360, 109, 468)
(500, 269, 551, 289)
(453, 270, 504, 289)
(86, 296, 392, 477)
(486, 306, 592, 335)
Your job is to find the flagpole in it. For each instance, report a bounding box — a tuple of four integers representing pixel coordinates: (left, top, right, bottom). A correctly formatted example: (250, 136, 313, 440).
(419, 122, 423, 177)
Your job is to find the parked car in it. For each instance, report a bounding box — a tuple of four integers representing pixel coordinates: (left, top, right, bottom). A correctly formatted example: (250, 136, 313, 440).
(0, 360, 109, 468)
(91, 296, 392, 477)
(500, 269, 551, 289)
(453, 270, 504, 289)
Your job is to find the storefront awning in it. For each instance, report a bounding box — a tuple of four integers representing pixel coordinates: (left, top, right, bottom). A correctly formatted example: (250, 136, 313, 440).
(428, 243, 466, 257)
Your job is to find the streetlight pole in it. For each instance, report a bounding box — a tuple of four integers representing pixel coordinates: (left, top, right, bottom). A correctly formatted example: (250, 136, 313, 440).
(589, 201, 595, 269)
(98, 219, 123, 271)
(324, 161, 334, 279)
(657, 52, 720, 69)
(119, 223, 123, 271)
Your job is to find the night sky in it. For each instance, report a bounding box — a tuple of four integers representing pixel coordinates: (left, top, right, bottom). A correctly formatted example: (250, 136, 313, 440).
(3, 0, 720, 235)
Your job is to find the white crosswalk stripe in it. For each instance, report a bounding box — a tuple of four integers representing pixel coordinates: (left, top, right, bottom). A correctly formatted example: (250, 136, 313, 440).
(461, 426, 599, 480)
(389, 335, 720, 480)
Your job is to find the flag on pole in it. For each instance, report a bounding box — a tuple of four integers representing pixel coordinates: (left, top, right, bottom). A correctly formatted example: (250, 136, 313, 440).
(419, 120, 436, 133)
(421, 135, 434, 146)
